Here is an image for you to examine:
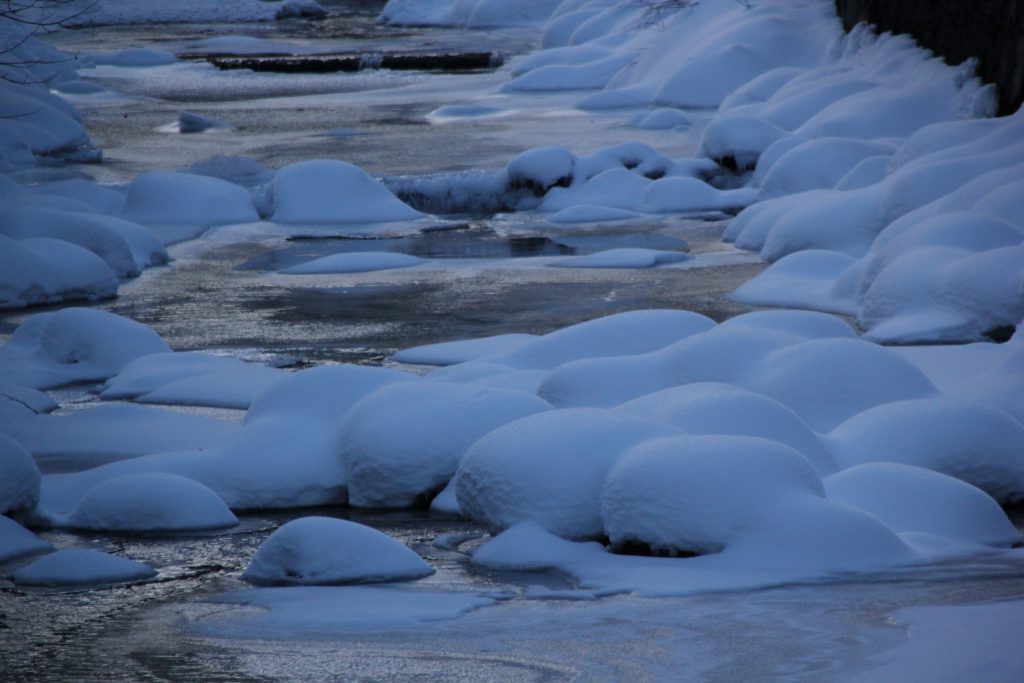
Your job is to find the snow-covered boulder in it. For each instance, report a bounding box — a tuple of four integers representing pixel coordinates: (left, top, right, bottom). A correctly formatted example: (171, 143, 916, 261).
(271, 160, 423, 224)
(601, 435, 824, 555)
(245, 363, 413, 425)
(824, 463, 1021, 547)
(242, 516, 432, 585)
(547, 248, 690, 269)
(455, 409, 678, 539)
(120, 171, 259, 230)
(0, 433, 41, 514)
(827, 398, 1024, 503)
(11, 549, 156, 586)
(619, 383, 837, 476)
(0, 515, 52, 563)
(487, 309, 715, 370)
(0, 236, 119, 310)
(65, 473, 238, 533)
(0, 308, 170, 389)
(742, 338, 937, 431)
(341, 382, 551, 508)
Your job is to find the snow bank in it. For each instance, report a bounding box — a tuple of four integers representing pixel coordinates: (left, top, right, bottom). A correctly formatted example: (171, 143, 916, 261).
(0, 433, 41, 514)
(272, 160, 423, 224)
(0, 308, 170, 389)
(242, 516, 432, 585)
(341, 382, 551, 508)
(64, 473, 238, 533)
(86, 48, 176, 67)
(12, 549, 156, 586)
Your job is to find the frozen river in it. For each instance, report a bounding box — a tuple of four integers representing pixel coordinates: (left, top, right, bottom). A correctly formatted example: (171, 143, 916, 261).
(2, 2, 1023, 681)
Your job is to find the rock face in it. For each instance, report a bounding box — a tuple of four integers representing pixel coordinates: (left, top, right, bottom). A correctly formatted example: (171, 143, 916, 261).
(834, 0, 1024, 114)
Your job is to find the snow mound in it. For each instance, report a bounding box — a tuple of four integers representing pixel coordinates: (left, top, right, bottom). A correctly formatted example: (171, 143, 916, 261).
(0, 516, 52, 564)
(547, 205, 643, 224)
(391, 334, 538, 366)
(743, 338, 937, 431)
(455, 409, 678, 539)
(602, 435, 824, 555)
(824, 463, 1021, 547)
(0, 433, 41, 514)
(0, 236, 118, 309)
(486, 309, 715, 370)
(120, 171, 259, 235)
(272, 160, 423, 224)
(547, 248, 690, 269)
(246, 363, 413, 425)
(827, 398, 1024, 503)
(242, 516, 433, 585)
(619, 383, 837, 476)
(341, 382, 551, 508)
(12, 549, 156, 587)
(0, 308, 170, 389)
(65, 473, 238, 533)
(281, 251, 424, 274)
(102, 351, 283, 409)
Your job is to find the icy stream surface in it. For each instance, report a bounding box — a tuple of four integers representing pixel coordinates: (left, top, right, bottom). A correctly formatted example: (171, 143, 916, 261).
(2, 3, 1024, 681)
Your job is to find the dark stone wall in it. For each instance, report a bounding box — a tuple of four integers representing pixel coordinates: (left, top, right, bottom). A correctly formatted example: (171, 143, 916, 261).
(834, 0, 1024, 115)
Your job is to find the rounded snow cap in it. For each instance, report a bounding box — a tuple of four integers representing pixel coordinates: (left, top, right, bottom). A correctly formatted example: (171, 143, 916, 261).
(242, 516, 434, 585)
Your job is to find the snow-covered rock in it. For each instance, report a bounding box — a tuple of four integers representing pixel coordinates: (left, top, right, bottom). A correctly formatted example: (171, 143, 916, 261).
(120, 171, 259, 238)
(0, 308, 170, 389)
(547, 248, 690, 269)
(64, 473, 238, 533)
(242, 516, 433, 585)
(455, 409, 678, 538)
(0, 515, 52, 564)
(602, 435, 824, 555)
(341, 382, 551, 508)
(0, 433, 41, 514)
(12, 549, 156, 586)
(827, 398, 1024, 503)
(271, 160, 423, 224)
(619, 383, 837, 476)
(824, 463, 1021, 547)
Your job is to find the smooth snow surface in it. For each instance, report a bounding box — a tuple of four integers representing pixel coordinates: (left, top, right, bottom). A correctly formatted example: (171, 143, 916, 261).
(64, 473, 238, 533)
(12, 548, 156, 586)
(242, 516, 433, 585)
(548, 248, 691, 269)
